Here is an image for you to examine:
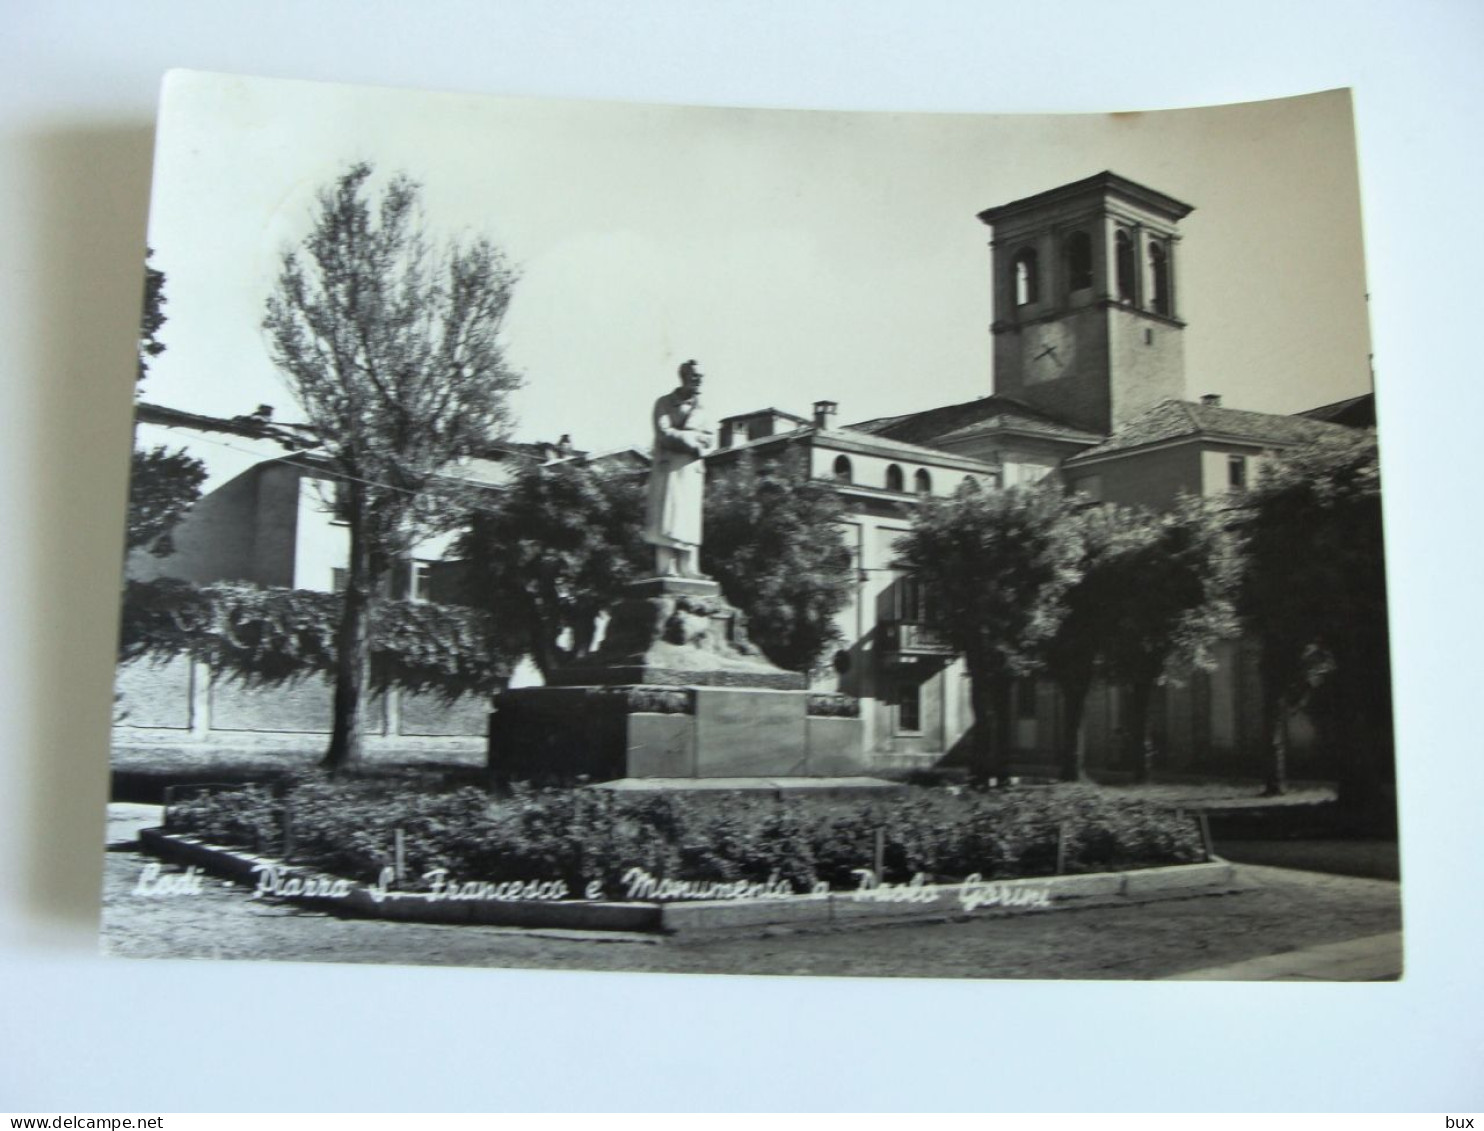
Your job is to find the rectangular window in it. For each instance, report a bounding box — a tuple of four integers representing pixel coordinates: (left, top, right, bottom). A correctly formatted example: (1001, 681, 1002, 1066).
(330, 567, 348, 594)
(1228, 455, 1248, 491)
(409, 560, 433, 602)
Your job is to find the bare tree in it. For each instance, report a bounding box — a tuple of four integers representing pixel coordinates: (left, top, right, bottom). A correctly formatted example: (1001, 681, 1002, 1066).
(263, 162, 522, 769)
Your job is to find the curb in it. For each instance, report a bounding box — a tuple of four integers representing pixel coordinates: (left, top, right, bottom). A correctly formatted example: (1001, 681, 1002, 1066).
(139, 827, 1236, 934)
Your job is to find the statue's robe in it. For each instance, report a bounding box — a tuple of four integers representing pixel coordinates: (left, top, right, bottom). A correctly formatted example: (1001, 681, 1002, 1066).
(643, 390, 709, 551)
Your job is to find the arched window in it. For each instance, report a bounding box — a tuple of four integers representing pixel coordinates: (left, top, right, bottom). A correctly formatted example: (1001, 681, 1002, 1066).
(914, 469, 932, 496)
(962, 475, 979, 493)
(1149, 240, 1171, 315)
(833, 455, 853, 484)
(1115, 229, 1136, 302)
(885, 464, 904, 492)
(1065, 230, 1093, 292)
(1012, 248, 1039, 306)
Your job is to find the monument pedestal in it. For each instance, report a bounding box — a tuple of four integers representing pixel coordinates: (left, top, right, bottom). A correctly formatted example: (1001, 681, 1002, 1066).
(489, 577, 864, 785)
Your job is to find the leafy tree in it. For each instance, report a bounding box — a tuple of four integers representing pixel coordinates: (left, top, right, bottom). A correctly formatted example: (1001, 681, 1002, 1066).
(1041, 502, 1148, 782)
(127, 447, 208, 557)
(1237, 431, 1391, 810)
(894, 480, 1082, 785)
(702, 452, 855, 674)
(128, 249, 206, 557)
(1097, 495, 1239, 783)
(263, 162, 522, 769)
(455, 460, 647, 680)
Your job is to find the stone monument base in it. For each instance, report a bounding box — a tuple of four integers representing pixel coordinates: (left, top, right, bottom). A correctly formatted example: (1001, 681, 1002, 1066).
(488, 684, 865, 786)
(488, 575, 864, 785)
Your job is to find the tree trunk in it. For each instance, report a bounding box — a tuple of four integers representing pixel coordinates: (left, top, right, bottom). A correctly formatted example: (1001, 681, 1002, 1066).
(324, 510, 377, 771)
(966, 669, 995, 787)
(1057, 676, 1092, 783)
(1124, 677, 1157, 784)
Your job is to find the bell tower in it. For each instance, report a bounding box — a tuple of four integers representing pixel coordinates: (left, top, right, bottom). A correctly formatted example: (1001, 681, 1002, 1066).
(977, 172, 1194, 436)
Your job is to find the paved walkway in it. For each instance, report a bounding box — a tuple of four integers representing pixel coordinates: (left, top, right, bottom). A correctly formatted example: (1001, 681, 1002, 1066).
(1162, 930, 1403, 981)
(105, 802, 162, 846)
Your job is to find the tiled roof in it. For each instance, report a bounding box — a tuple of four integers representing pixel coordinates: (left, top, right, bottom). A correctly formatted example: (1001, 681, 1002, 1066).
(718, 406, 812, 426)
(712, 423, 1000, 473)
(1065, 399, 1359, 463)
(848, 395, 1101, 448)
(820, 427, 1001, 470)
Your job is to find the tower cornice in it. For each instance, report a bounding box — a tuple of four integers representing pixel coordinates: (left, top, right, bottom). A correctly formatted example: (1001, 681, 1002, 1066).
(977, 171, 1195, 228)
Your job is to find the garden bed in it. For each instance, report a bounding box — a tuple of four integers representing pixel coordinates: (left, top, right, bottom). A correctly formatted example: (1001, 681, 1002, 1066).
(161, 776, 1210, 900)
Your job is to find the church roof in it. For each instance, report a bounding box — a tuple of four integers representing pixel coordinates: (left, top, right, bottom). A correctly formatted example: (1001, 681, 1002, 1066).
(1064, 399, 1360, 464)
(848, 395, 1103, 449)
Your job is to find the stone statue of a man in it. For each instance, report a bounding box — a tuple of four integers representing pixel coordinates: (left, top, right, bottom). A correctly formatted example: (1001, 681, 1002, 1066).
(644, 359, 714, 578)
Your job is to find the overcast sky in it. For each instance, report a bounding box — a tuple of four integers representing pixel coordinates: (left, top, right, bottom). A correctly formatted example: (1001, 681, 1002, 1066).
(142, 73, 1372, 453)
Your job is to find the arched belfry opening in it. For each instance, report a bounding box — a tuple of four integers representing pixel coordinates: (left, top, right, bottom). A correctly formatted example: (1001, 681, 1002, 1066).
(1148, 240, 1172, 316)
(1065, 230, 1093, 293)
(1115, 228, 1137, 302)
(1012, 247, 1039, 306)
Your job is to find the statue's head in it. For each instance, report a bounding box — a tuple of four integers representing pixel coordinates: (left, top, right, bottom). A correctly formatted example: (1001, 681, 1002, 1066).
(678, 359, 704, 392)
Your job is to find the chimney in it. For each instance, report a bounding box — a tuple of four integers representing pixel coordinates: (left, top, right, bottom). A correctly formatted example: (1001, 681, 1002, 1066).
(1200, 393, 1222, 407)
(813, 400, 838, 429)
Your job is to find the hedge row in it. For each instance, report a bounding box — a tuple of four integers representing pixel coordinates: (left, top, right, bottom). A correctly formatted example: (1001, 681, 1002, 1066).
(167, 779, 1205, 897)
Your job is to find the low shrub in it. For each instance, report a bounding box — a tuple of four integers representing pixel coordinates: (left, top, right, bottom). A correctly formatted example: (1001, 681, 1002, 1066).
(166, 779, 1204, 898)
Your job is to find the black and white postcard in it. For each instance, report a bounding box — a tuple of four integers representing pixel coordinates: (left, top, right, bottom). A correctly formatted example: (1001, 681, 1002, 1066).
(103, 71, 1399, 980)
